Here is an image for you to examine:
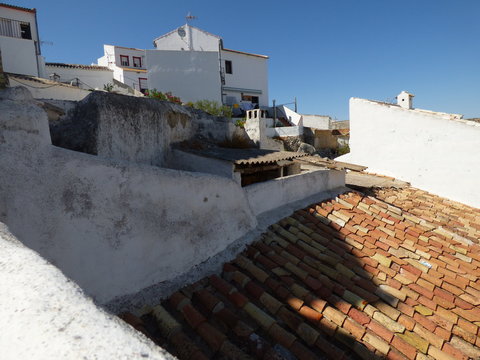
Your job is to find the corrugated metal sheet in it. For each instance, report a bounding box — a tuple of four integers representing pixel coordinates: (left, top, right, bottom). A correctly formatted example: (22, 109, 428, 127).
(297, 156, 367, 172)
(178, 147, 308, 165)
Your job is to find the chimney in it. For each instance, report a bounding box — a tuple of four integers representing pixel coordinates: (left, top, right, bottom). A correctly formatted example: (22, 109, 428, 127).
(396, 91, 414, 110)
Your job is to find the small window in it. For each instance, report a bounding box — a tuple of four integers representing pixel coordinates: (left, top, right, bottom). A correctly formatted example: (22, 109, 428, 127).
(120, 55, 129, 66)
(133, 56, 142, 68)
(139, 78, 148, 93)
(225, 60, 232, 74)
(20, 23, 32, 40)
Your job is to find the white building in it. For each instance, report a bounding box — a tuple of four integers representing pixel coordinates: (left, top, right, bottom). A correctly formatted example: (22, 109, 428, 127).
(99, 24, 269, 106)
(45, 62, 113, 90)
(149, 24, 269, 107)
(97, 45, 148, 93)
(337, 91, 480, 208)
(0, 3, 45, 77)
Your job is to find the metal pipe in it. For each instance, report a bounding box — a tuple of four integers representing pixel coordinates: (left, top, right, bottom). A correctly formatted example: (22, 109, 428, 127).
(273, 99, 276, 128)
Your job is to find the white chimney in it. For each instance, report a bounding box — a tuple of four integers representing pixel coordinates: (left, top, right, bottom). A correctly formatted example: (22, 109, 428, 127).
(397, 91, 414, 109)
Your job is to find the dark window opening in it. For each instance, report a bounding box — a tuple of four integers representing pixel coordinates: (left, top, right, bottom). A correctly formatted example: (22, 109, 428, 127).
(139, 78, 148, 93)
(120, 55, 129, 66)
(225, 60, 232, 74)
(241, 94, 259, 105)
(133, 56, 142, 68)
(20, 23, 31, 39)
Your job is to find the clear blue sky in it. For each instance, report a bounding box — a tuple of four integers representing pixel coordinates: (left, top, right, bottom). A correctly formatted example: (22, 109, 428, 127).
(7, 0, 480, 119)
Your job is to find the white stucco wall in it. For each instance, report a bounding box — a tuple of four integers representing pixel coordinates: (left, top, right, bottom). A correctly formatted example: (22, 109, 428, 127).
(0, 35, 38, 75)
(302, 114, 331, 130)
(0, 6, 39, 42)
(154, 25, 220, 51)
(341, 98, 480, 208)
(0, 223, 174, 360)
(147, 50, 221, 103)
(266, 125, 303, 138)
(0, 87, 257, 304)
(221, 49, 268, 107)
(246, 169, 345, 216)
(45, 65, 113, 90)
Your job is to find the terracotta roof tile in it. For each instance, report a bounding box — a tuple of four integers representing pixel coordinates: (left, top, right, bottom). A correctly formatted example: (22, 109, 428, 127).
(119, 188, 480, 359)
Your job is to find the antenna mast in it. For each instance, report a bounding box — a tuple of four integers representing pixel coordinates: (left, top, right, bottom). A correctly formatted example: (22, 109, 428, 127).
(185, 12, 197, 24)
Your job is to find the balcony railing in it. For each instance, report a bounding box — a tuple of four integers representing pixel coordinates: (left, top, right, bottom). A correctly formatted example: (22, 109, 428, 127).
(0, 17, 32, 40)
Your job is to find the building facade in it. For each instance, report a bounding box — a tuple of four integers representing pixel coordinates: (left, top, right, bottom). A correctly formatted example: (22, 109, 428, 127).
(150, 24, 269, 107)
(0, 3, 45, 77)
(98, 45, 148, 93)
(45, 62, 113, 90)
(99, 24, 269, 106)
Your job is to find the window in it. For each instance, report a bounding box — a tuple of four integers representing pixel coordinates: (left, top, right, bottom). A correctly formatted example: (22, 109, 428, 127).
(241, 94, 259, 104)
(20, 23, 31, 39)
(225, 60, 232, 74)
(133, 56, 142, 68)
(139, 78, 148, 93)
(120, 55, 129, 66)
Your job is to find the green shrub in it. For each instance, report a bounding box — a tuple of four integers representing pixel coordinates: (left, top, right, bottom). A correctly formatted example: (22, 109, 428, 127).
(337, 144, 350, 156)
(235, 118, 246, 128)
(145, 89, 182, 104)
(192, 100, 232, 118)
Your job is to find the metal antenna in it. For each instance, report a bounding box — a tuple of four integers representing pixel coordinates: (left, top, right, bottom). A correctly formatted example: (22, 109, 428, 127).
(186, 12, 197, 24)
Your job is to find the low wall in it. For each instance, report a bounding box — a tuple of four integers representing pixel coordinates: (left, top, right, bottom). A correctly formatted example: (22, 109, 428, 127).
(9, 76, 90, 101)
(246, 169, 345, 216)
(167, 149, 240, 183)
(266, 125, 303, 138)
(342, 98, 480, 208)
(0, 87, 257, 304)
(0, 222, 173, 360)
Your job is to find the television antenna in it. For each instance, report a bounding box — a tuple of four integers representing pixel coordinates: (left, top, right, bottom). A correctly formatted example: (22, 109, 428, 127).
(185, 12, 197, 24)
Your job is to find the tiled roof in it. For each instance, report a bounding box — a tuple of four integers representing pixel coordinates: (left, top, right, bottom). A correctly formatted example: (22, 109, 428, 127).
(121, 189, 480, 360)
(0, 2, 35, 13)
(45, 62, 112, 71)
(222, 48, 269, 59)
(371, 187, 480, 245)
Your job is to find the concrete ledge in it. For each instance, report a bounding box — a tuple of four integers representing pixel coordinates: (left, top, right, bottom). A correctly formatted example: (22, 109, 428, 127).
(245, 168, 345, 216)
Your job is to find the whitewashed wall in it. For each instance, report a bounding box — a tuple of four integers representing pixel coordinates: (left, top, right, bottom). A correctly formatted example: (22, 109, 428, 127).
(266, 125, 303, 138)
(221, 50, 268, 107)
(246, 169, 345, 216)
(341, 98, 480, 208)
(8, 76, 90, 100)
(0, 88, 256, 304)
(0, 7, 38, 41)
(45, 65, 113, 90)
(302, 114, 331, 130)
(147, 50, 221, 103)
(153, 25, 220, 51)
(0, 36, 38, 75)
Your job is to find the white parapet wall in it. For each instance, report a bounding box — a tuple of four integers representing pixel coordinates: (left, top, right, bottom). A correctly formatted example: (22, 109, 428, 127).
(0, 222, 174, 360)
(341, 97, 480, 208)
(0, 87, 257, 304)
(265, 125, 303, 138)
(246, 169, 345, 216)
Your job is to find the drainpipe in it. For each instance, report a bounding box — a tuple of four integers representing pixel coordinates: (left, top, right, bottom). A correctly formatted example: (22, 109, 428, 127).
(33, 9, 42, 77)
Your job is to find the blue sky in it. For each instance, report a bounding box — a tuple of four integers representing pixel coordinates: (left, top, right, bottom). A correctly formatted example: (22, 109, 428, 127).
(7, 0, 480, 119)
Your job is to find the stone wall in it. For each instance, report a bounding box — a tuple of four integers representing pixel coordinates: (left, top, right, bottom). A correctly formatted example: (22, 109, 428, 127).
(50, 91, 239, 166)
